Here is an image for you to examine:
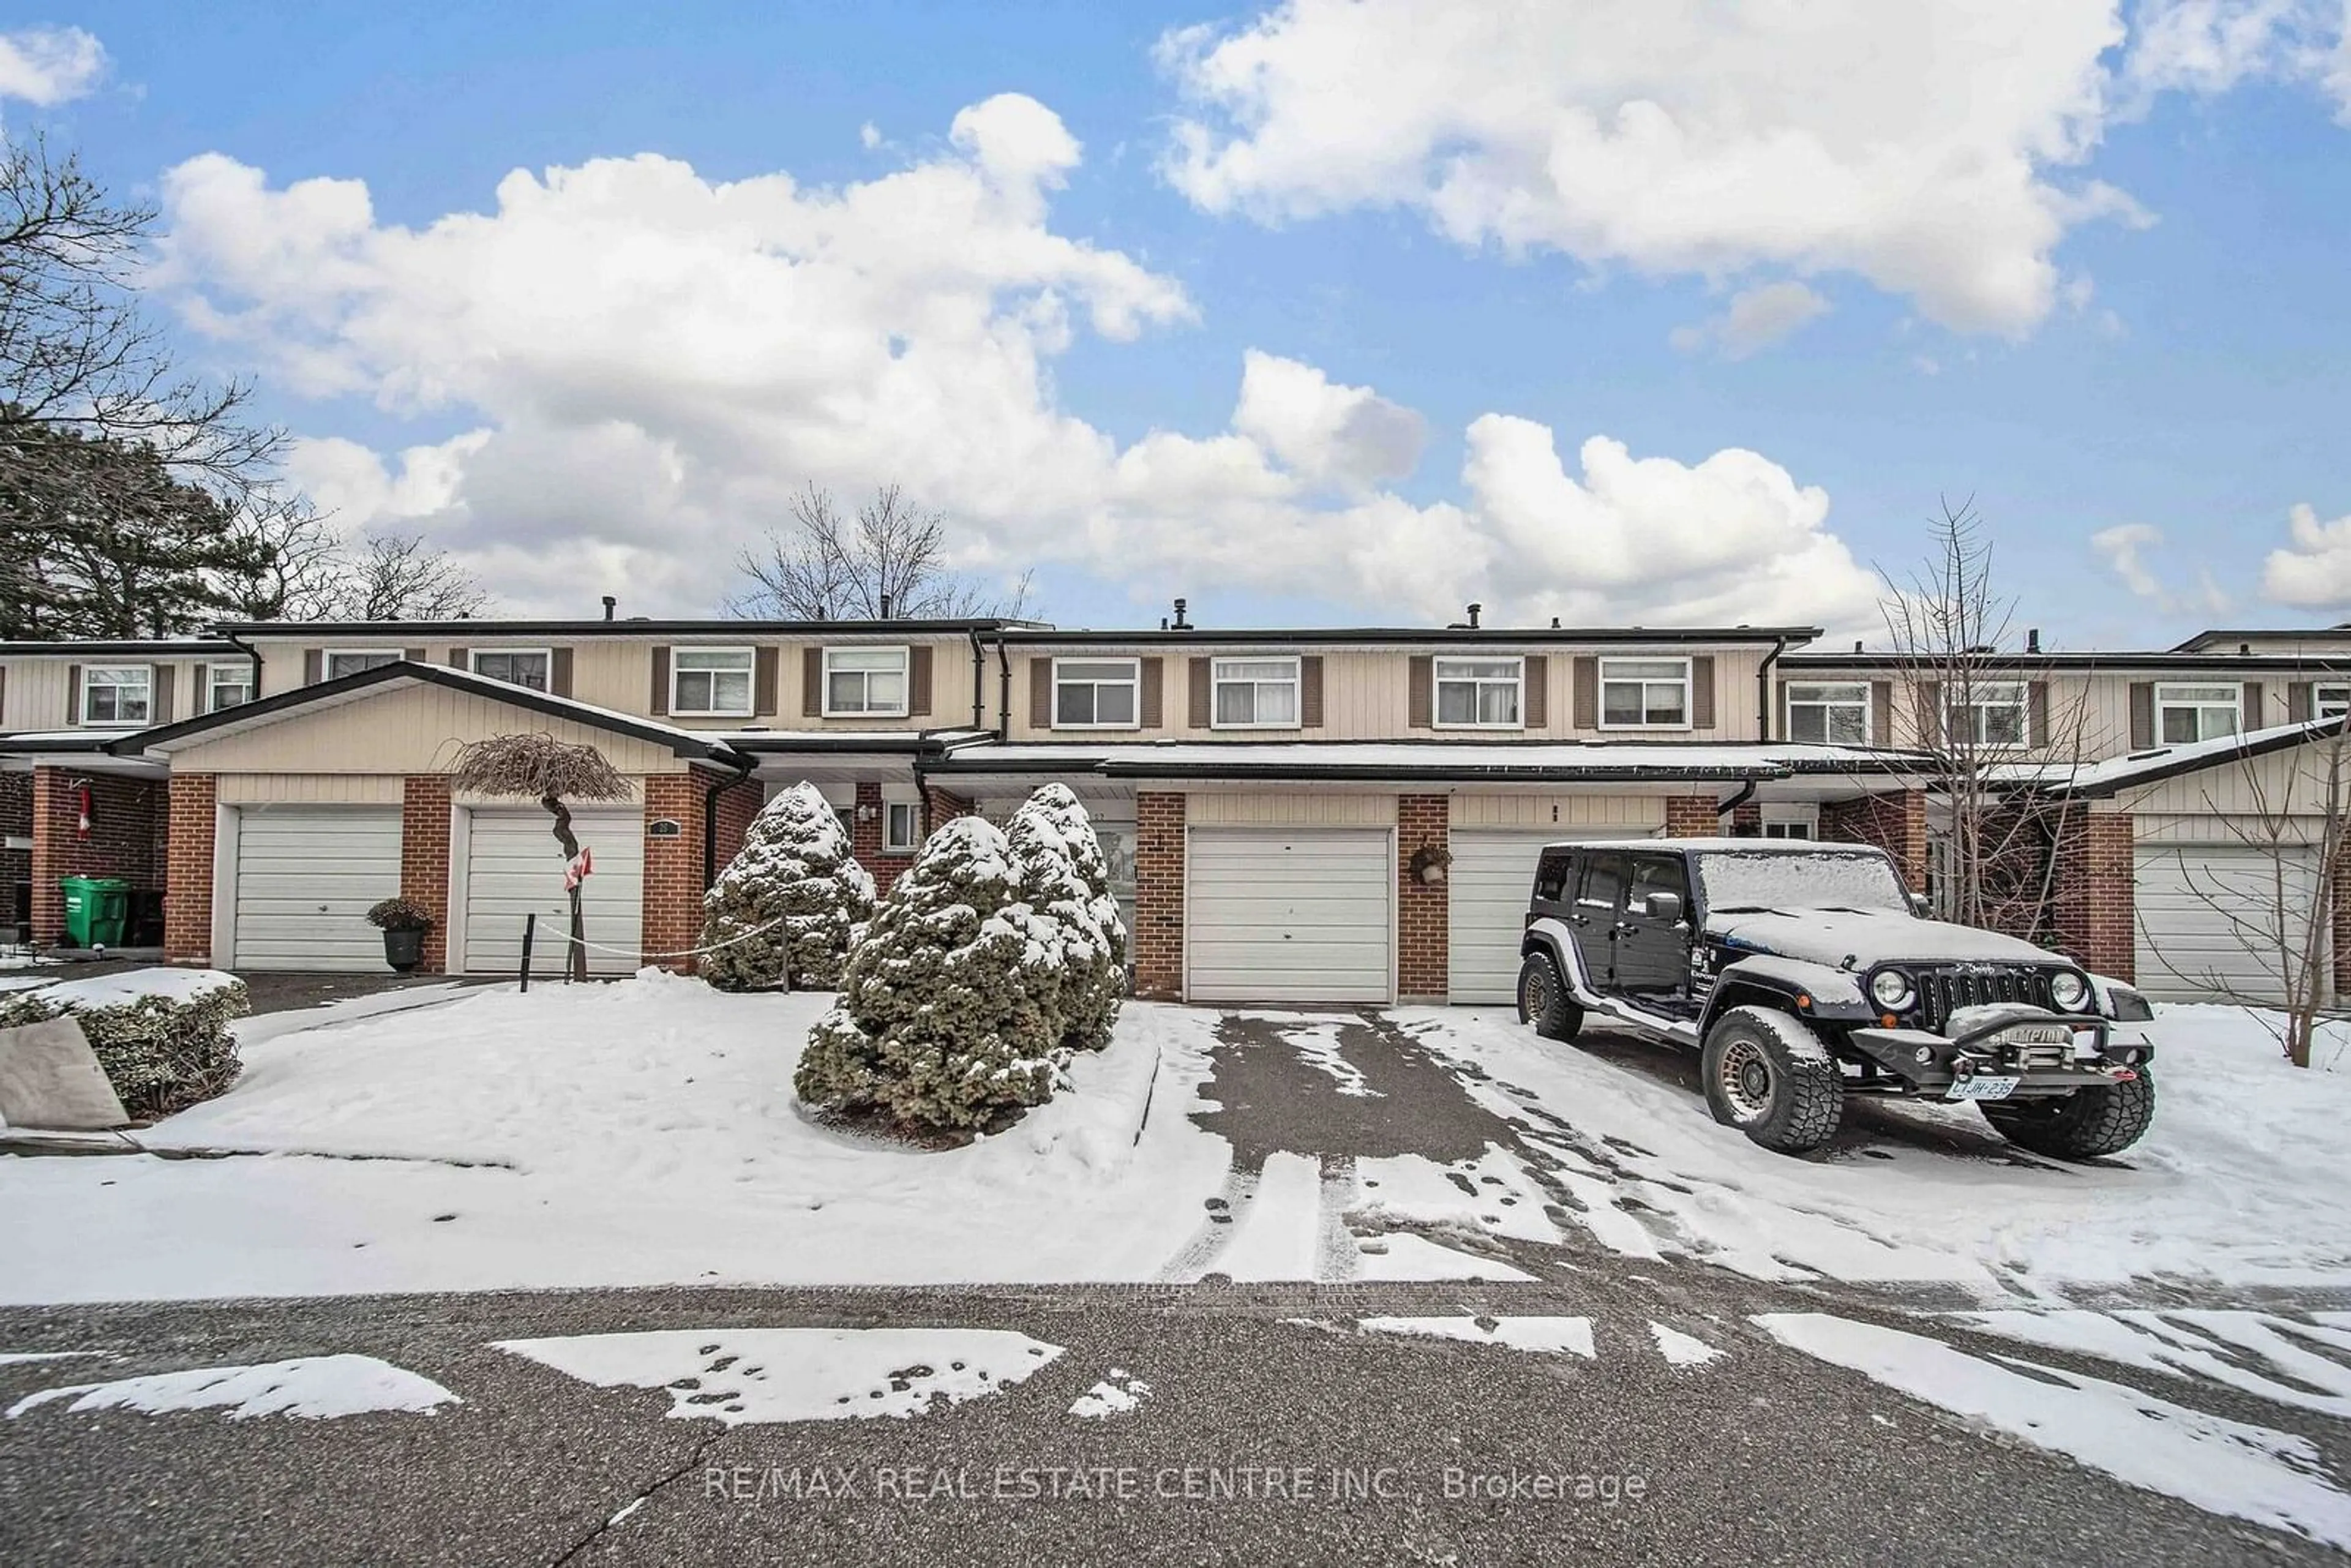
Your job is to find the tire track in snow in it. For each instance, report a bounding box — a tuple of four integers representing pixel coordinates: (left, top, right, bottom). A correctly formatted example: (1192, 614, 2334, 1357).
(1154, 1166, 1260, 1283)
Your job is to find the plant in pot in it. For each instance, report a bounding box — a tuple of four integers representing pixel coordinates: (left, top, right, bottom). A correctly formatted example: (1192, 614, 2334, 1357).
(366, 897, 435, 974)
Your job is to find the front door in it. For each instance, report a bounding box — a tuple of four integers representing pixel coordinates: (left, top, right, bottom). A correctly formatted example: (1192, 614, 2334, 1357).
(1611, 852, 1692, 1001)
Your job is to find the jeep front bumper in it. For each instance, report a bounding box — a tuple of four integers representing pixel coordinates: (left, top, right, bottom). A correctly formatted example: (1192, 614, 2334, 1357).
(1844, 1005, 2153, 1097)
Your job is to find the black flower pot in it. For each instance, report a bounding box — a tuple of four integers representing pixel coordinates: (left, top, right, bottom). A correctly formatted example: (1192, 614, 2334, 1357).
(382, 928, 426, 973)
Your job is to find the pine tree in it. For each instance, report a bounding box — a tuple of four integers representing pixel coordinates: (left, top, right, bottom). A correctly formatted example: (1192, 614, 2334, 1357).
(795, 816, 1063, 1132)
(1006, 784, 1127, 1051)
(700, 782, 876, 991)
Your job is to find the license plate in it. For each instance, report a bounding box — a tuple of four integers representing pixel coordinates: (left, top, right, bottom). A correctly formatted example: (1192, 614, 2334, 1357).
(1997, 1024, 2073, 1046)
(1948, 1075, 2022, 1101)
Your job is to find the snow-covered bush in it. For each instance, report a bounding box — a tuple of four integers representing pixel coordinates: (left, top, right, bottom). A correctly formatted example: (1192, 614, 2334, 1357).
(795, 816, 1063, 1133)
(0, 969, 249, 1120)
(1006, 784, 1127, 1052)
(699, 782, 877, 992)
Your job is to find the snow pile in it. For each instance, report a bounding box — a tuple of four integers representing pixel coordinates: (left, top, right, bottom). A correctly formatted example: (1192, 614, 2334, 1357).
(1357, 1316, 1596, 1357)
(0, 967, 249, 1120)
(1005, 784, 1128, 1053)
(6, 1355, 457, 1421)
(1068, 1369, 1151, 1419)
(1649, 1323, 1724, 1369)
(699, 781, 876, 991)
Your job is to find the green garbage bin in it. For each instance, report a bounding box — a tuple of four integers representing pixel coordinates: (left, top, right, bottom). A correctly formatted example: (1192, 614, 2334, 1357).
(59, 876, 130, 948)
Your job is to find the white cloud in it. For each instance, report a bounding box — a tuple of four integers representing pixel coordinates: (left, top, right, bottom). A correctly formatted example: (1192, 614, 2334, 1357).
(155, 96, 1883, 633)
(2094, 521, 2232, 615)
(1669, 281, 1831, 359)
(0, 26, 106, 107)
(2121, 0, 2347, 110)
(2262, 502, 2351, 606)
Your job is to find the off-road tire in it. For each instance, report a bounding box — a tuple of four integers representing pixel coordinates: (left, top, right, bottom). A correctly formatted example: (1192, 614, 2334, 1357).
(1982, 1070, 2157, 1160)
(1517, 953, 1584, 1043)
(1700, 1005, 1845, 1155)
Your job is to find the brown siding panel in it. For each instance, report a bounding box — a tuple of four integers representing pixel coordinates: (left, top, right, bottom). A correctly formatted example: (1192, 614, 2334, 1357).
(754, 647, 780, 716)
(1870, 680, 1893, 745)
(2243, 681, 2263, 732)
(404, 647, 427, 662)
(549, 647, 573, 699)
(1188, 657, 1212, 729)
(650, 647, 670, 716)
(1522, 656, 1545, 728)
(1139, 658, 1164, 728)
(1571, 656, 1597, 730)
(2027, 681, 2050, 748)
(2127, 681, 2154, 749)
(2290, 681, 2314, 722)
(1690, 655, 1715, 730)
(302, 650, 321, 686)
(1916, 681, 1943, 746)
(909, 646, 934, 717)
(66, 665, 80, 727)
(446, 647, 468, 669)
(1299, 656, 1322, 728)
(801, 649, 822, 717)
(152, 666, 174, 726)
(1031, 657, 1053, 729)
(1409, 655, 1434, 729)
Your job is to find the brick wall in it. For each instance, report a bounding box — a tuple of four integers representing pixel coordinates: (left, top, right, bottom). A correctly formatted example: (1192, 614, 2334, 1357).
(852, 781, 917, 895)
(1820, 789, 1931, 893)
(401, 776, 452, 973)
(713, 778, 762, 874)
(1134, 790, 1185, 1000)
(163, 774, 216, 965)
(1663, 795, 1720, 839)
(1728, 801, 1762, 838)
(31, 766, 165, 947)
(1398, 793, 1450, 1000)
(922, 783, 975, 835)
(2052, 808, 2135, 981)
(641, 774, 707, 972)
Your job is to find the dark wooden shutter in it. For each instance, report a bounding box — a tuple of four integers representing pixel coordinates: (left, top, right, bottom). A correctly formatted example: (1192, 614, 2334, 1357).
(66, 664, 81, 726)
(2027, 681, 2049, 748)
(1916, 681, 1944, 746)
(1030, 658, 1054, 729)
(1188, 658, 1212, 728)
(550, 648, 574, 698)
(1571, 656, 1597, 730)
(754, 647, 780, 716)
(1298, 656, 1322, 728)
(446, 647, 468, 669)
(1690, 656, 1715, 729)
(1139, 658, 1164, 727)
(909, 646, 933, 716)
(1870, 680, 1893, 745)
(1522, 656, 1546, 728)
(800, 649, 823, 717)
(2290, 681, 2314, 723)
(404, 647, 427, 662)
(2243, 681, 2264, 732)
(1409, 655, 1434, 729)
(151, 666, 174, 725)
(191, 664, 206, 715)
(2127, 681, 2154, 749)
(302, 649, 322, 686)
(650, 647, 671, 715)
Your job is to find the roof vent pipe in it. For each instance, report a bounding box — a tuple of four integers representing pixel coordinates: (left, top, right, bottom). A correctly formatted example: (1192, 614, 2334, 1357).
(879, 591, 893, 620)
(601, 595, 617, 621)
(1466, 602, 1482, 629)
(1550, 616, 1561, 629)
(2026, 627, 2041, 653)
(1172, 598, 1190, 631)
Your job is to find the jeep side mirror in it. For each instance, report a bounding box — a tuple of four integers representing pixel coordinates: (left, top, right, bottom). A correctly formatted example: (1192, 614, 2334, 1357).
(1647, 891, 1684, 923)
(1910, 893, 1930, 917)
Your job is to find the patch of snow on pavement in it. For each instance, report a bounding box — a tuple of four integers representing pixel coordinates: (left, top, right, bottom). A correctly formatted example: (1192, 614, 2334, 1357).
(1649, 1324, 1723, 1369)
(1353, 1145, 1559, 1246)
(1358, 1316, 1595, 1358)
(1946, 1310, 2351, 1419)
(0, 1351, 101, 1366)
(1758, 1313, 2351, 1551)
(1069, 1369, 1151, 1419)
(1210, 1152, 1324, 1281)
(6, 1355, 457, 1421)
(495, 1328, 1064, 1427)
(1350, 1234, 1536, 1282)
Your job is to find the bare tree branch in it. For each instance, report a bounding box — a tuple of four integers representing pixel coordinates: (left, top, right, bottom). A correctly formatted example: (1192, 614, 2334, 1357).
(730, 482, 1033, 621)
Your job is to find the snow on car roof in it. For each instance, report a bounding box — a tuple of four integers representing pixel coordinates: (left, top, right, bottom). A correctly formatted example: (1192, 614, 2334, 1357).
(1541, 838, 1891, 855)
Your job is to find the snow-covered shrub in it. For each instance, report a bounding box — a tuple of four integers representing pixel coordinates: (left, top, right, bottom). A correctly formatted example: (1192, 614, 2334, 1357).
(1006, 784, 1127, 1052)
(795, 816, 1063, 1133)
(0, 969, 249, 1120)
(699, 782, 877, 992)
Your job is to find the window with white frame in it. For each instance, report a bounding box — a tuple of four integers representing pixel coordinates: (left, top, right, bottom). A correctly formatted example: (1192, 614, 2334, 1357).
(1213, 657, 1299, 727)
(1053, 659, 1139, 728)
(2157, 683, 2240, 745)
(883, 800, 920, 853)
(1955, 681, 2029, 746)
(324, 649, 402, 680)
(1760, 803, 1819, 841)
(80, 666, 151, 726)
(1785, 682, 1870, 745)
(1599, 657, 1691, 729)
(672, 647, 755, 716)
(470, 649, 550, 692)
(206, 665, 252, 713)
(1434, 656, 1523, 727)
(823, 647, 908, 716)
(2319, 684, 2351, 720)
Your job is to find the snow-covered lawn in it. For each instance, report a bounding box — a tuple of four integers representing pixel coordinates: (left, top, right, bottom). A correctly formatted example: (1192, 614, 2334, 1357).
(1400, 1003, 2351, 1293)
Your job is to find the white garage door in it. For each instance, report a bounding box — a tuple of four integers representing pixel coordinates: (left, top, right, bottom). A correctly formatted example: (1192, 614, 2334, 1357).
(233, 806, 404, 970)
(1187, 827, 1392, 1003)
(463, 809, 645, 977)
(1447, 829, 1641, 1003)
(2135, 842, 2323, 1005)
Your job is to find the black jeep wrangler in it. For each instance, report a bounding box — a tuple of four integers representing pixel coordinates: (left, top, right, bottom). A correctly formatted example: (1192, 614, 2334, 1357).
(1515, 838, 2158, 1158)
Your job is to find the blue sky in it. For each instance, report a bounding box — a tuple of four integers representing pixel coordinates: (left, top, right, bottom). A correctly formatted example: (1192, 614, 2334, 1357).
(12, 1, 2351, 645)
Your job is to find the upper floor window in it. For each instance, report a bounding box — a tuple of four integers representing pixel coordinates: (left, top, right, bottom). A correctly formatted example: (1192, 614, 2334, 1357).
(672, 647, 755, 716)
(1786, 681, 1869, 745)
(326, 649, 402, 681)
(207, 665, 252, 713)
(1600, 658, 1690, 729)
(1213, 658, 1299, 728)
(471, 649, 550, 692)
(81, 666, 151, 726)
(824, 647, 908, 717)
(1435, 656, 1522, 728)
(1054, 658, 1139, 729)
(2319, 684, 2351, 721)
(1954, 681, 2028, 747)
(2158, 683, 2239, 745)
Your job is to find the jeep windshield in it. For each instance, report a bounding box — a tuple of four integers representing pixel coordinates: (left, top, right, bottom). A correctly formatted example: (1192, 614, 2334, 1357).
(1696, 850, 1913, 915)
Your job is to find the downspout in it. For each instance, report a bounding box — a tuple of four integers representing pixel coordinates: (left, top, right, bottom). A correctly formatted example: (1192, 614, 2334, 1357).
(1757, 635, 1788, 742)
(222, 629, 263, 703)
(1717, 778, 1760, 827)
(996, 637, 1013, 739)
(702, 751, 756, 890)
(967, 629, 986, 731)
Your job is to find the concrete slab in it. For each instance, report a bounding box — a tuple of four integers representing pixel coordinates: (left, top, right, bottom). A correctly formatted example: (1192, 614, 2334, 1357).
(0, 1016, 128, 1131)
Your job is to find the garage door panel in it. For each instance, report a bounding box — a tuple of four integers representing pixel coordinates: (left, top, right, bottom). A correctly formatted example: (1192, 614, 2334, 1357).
(1187, 827, 1392, 1003)
(2135, 843, 2320, 1005)
(234, 807, 403, 970)
(463, 810, 644, 977)
(1447, 828, 1640, 1004)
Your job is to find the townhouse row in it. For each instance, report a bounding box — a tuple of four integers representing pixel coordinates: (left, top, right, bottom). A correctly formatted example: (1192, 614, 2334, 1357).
(2, 609, 2344, 1008)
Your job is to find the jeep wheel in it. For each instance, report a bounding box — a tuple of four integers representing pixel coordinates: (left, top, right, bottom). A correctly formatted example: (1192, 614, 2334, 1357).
(1700, 1005, 1845, 1155)
(1982, 1070, 2156, 1160)
(1516, 954, 1583, 1043)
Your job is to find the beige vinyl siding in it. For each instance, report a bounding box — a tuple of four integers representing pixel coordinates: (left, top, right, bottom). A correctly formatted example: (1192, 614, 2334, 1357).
(219, 775, 406, 805)
(1783, 669, 2303, 759)
(1184, 791, 1398, 827)
(2118, 744, 2339, 821)
(1448, 793, 1670, 829)
(0, 655, 219, 730)
(167, 681, 689, 776)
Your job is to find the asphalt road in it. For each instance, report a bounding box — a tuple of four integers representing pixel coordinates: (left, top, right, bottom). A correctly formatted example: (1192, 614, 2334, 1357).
(2, 1010, 2346, 1566)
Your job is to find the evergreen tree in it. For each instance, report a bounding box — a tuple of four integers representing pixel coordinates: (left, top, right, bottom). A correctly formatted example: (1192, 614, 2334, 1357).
(795, 816, 1062, 1132)
(1006, 784, 1127, 1051)
(700, 782, 876, 992)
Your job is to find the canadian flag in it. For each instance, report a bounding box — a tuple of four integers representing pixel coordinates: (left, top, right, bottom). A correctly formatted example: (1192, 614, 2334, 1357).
(76, 784, 91, 840)
(563, 845, 594, 891)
